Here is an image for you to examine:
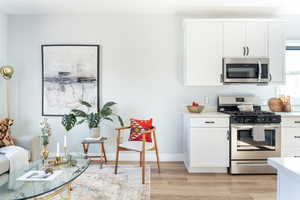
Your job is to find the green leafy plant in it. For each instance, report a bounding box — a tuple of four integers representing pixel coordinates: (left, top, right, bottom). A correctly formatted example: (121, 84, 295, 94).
(40, 118, 51, 145)
(71, 100, 124, 129)
(61, 113, 77, 131)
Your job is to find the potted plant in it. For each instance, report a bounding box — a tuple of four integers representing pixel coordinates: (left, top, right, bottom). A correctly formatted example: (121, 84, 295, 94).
(71, 100, 124, 138)
(61, 113, 77, 132)
(40, 118, 52, 160)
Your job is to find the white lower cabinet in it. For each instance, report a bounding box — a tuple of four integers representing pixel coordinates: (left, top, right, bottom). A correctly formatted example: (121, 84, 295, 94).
(281, 128, 300, 157)
(281, 116, 300, 157)
(184, 114, 230, 173)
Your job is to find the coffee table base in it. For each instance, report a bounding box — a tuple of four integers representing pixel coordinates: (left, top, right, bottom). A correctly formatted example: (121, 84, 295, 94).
(34, 183, 72, 200)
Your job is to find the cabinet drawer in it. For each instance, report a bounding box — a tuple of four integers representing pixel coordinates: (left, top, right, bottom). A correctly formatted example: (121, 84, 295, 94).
(281, 118, 300, 127)
(190, 118, 229, 128)
(282, 131, 300, 149)
(282, 148, 300, 157)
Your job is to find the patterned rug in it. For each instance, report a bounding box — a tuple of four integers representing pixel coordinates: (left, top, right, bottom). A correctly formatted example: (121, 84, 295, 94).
(53, 165, 150, 200)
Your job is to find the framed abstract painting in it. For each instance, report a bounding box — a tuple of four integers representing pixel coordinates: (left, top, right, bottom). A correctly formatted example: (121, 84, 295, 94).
(42, 44, 100, 116)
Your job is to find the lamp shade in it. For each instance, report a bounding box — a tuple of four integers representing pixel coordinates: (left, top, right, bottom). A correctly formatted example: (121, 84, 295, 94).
(0, 66, 14, 80)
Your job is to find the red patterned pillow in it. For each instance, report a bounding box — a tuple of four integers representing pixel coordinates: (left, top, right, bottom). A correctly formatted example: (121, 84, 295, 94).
(129, 118, 153, 142)
(0, 119, 15, 147)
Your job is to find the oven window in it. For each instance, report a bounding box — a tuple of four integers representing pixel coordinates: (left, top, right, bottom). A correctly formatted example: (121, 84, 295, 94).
(237, 129, 276, 151)
(226, 64, 258, 79)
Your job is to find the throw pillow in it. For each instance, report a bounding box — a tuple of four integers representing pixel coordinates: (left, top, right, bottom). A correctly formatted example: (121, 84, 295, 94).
(129, 118, 153, 142)
(0, 119, 15, 147)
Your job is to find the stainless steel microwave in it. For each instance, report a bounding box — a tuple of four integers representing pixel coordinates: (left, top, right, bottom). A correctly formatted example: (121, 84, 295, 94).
(222, 57, 270, 84)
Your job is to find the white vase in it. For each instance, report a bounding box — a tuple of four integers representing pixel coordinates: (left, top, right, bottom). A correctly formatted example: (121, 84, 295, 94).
(90, 127, 100, 138)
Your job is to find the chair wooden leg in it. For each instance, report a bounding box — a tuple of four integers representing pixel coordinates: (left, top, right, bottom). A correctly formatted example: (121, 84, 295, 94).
(114, 148, 120, 174)
(139, 152, 142, 167)
(153, 131, 161, 173)
(155, 148, 161, 173)
(142, 150, 145, 184)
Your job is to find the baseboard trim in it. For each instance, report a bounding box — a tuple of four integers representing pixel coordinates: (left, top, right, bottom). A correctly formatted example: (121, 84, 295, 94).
(184, 159, 228, 173)
(106, 152, 184, 162)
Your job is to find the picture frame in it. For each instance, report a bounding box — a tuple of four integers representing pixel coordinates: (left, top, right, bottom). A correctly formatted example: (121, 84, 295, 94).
(41, 44, 100, 116)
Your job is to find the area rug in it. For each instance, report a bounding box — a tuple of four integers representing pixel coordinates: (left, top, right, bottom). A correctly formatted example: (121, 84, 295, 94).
(52, 165, 150, 200)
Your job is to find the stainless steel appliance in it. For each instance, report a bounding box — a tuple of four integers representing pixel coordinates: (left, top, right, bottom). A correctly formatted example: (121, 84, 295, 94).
(222, 58, 270, 84)
(218, 96, 281, 174)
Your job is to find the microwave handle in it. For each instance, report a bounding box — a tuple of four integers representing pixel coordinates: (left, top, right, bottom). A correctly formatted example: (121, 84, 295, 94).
(258, 60, 262, 82)
(269, 74, 272, 82)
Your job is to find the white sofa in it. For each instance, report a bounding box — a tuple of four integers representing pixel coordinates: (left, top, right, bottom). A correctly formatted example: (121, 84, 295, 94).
(0, 136, 41, 182)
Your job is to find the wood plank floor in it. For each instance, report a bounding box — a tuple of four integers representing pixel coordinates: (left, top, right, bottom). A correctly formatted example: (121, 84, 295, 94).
(103, 161, 276, 199)
(149, 162, 277, 200)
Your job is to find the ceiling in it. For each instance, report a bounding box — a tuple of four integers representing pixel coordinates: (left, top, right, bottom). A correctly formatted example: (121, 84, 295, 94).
(0, 0, 299, 15)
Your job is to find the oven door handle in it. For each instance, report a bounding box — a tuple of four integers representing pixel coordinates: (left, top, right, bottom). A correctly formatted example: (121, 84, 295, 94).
(231, 125, 254, 129)
(231, 125, 280, 129)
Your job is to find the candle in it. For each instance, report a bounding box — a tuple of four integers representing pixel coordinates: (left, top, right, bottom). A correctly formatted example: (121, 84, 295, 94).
(56, 142, 60, 157)
(64, 135, 67, 148)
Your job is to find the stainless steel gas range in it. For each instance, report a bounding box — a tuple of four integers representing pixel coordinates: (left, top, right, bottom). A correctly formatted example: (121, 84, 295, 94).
(218, 96, 281, 174)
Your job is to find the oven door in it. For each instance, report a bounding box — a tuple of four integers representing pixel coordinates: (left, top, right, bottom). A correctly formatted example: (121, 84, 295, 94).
(231, 124, 281, 160)
(223, 58, 269, 83)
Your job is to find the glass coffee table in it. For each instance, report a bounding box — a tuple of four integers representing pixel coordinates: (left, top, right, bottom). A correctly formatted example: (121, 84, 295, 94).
(0, 154, 90, 200)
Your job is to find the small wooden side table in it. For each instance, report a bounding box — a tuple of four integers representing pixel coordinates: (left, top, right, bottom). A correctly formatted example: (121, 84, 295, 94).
(81, 137, 107, 168)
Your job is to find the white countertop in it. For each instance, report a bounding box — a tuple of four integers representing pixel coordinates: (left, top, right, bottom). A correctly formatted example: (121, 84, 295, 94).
(183, 111, 230, 118)
(268, 157, 300, 179)
(276, 112, 300, 118)
(184, 110, 300, 118)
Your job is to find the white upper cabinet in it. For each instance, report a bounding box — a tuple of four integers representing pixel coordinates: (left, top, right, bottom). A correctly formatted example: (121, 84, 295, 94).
(246, 22, 268, 57)
(223, 22, 246, 57)
(183, 19, 286, 86)
(183, 20, 223, 86)
(268, 22, 286, 84)
(223, 21, 268, 57)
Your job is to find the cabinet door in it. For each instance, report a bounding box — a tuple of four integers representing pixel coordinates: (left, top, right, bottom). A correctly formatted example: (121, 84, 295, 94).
(223, 22, 246, 57)
(269, 22, 286, 84)
(183, 21, 223, 86)
(246, 22, 268, 57)
(281, 127, 300, 157)
(190, 128, 229, 167)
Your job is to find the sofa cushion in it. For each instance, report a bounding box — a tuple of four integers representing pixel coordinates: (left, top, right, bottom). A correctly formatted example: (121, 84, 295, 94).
(0, 154, 9, 175)
(0, 119, 15, 147)
(0, 172, 8, 187)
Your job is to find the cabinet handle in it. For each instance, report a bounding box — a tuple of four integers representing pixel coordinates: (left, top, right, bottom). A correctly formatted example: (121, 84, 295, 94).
(294, 136, 300, 139)
(227, 130, 230, 140)
(246, 46, 249, 56)
(243, 47, 246, 56)
(295, 121, 300, 124)
(205, 121, 215, 124)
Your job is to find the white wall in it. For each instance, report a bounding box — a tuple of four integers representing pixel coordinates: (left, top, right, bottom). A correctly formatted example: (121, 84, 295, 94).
(6, 14, 283, 160)
(0, 14, 7, 118)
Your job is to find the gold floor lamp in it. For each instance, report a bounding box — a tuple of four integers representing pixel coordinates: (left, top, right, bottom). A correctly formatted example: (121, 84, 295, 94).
(0, 65, 14, 118)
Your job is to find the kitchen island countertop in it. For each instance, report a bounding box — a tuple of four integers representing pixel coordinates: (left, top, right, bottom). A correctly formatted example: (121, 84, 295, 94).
(268, 157, 300, 200)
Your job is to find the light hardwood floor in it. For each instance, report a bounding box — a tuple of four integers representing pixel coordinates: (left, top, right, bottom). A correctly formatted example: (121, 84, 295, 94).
(103, 161, 276, 199)
(150, 162, 277, 200)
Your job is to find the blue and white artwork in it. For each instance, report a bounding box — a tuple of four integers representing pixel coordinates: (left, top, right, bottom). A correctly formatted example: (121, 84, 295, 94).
(42, 45, 99, 116)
